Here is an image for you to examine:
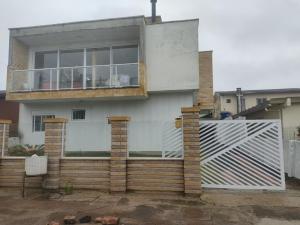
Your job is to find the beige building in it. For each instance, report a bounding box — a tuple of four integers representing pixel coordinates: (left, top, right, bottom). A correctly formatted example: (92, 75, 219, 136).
(215, 88, 300, 116)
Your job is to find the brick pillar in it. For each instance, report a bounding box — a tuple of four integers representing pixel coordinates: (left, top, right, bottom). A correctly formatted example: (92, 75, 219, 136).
(0, 120, 11, 157)
(108, 116, 130, 193)
(43, 118, 67, 190)
(182, 107, 202, 196)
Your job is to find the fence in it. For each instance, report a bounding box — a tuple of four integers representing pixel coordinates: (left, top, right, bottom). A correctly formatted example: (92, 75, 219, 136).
(0, 107, 202, 195)
(127, 121, 183, 159)
(287, 140, 300, 179)
(199, 120, 285, 190)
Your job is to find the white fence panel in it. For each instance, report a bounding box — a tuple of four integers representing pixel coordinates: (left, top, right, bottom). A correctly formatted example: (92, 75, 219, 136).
(287, 140, 300, 179)
(200, 120, 285, 190)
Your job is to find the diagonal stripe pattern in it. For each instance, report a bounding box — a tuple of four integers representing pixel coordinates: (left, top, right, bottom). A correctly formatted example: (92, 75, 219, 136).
(199, 120, 285, 190)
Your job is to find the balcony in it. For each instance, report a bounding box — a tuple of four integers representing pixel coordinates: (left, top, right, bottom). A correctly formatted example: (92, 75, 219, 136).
(10, 63, 139, 92)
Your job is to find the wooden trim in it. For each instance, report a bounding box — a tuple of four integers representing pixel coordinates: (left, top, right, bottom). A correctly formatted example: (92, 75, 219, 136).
(0, 120, 12, 124)
(43, 118, 68, 123)
(181, 107, 201, 113)
(108, 116, 131, 123)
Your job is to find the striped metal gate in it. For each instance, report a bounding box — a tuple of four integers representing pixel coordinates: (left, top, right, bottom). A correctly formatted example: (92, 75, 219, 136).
(199, 120, 285, 190)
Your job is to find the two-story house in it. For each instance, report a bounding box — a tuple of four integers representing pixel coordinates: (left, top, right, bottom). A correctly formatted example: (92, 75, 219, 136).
(5, 14, 213, 155)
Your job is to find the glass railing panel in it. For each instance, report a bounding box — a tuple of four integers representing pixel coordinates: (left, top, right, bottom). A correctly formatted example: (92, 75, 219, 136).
(73, 67, 84, 89)
(86, 65, 110, 88)
(59, 68, 72, 89)
(32, 69, 57, 91)
(11, 70, 31, 91)
(112, 63, 138, 87)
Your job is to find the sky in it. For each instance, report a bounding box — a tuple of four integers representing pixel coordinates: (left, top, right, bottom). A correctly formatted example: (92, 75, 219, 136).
(0, 0, 299, 91)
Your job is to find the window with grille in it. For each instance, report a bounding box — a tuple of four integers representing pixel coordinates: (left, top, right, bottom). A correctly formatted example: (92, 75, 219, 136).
(72, 109, 86, 120)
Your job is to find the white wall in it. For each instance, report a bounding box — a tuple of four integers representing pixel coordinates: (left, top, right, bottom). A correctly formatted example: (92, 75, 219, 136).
(145, 20, 199, 92)
(18, 92, 193, 150)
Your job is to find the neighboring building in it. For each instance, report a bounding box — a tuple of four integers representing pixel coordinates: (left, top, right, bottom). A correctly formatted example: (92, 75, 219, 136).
(0, 91, 19, 136)
(215, 88, 300, 117)
(5, 14, 213, 148)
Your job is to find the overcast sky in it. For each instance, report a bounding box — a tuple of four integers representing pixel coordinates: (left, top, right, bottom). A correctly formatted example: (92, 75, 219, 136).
(0, 0, 299, 91)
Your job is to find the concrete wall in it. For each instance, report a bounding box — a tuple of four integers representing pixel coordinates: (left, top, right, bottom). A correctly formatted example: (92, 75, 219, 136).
(18, 92, 193, 145)
(282, 103, 300, 131)
(145, 20, 199, 92)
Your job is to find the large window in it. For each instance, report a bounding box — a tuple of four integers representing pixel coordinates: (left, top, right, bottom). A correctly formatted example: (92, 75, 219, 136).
(59, 50, 84, 89)
(34, 51, 58, 90)
(112, 45, 138, 64)
(35, 51, 58, 69)
(33, 45, 139, 89)
(32, 115, 55, 132)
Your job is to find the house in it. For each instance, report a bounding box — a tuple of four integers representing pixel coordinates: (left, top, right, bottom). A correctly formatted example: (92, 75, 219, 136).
(215, 88, 300, 117)
(0, 91, 19, 136)
(5, 13, 213, 155)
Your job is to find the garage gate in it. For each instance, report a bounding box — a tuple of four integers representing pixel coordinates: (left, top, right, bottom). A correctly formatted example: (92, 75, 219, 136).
(199, 120, 285, 190)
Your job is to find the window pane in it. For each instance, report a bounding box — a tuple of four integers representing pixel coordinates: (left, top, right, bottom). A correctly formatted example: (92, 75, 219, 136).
(35, 51, 57, 69)
(72, 110, 85, 120)
(34, 116, 41, 132)
(60, 50, 84, 67)
(86, 48, 110, 66)
(112, 45, 138, 64)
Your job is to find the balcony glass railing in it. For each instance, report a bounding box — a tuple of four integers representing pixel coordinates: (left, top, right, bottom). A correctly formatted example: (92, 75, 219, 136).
(10, 63, 139, 92)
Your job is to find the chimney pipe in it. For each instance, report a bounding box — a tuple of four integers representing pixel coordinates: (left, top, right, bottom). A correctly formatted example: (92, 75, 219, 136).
(236, 88, 243, 113)
(151, 0, 157, 23)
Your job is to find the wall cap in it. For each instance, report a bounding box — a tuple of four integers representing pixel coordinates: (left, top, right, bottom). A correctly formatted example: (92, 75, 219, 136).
(181, 107, 201, 113)
(0, 119, 12, 124)
(108, 116, 131, 123)
(43, 118, 68, 123)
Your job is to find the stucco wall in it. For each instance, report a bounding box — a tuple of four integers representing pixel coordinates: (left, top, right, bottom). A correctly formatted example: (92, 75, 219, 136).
(18, 92, 193, 145)
(145, 20, 199, 92)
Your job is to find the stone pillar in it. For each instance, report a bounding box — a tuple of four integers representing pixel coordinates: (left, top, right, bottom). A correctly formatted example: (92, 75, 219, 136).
(43, 118, 67, 190)
(0, 120, 11, 157)
(108, 116, 130, 193)
(181, 107, 202, 196)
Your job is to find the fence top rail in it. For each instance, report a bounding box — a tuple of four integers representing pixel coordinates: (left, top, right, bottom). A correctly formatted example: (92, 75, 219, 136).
(200, 119, 281, 124)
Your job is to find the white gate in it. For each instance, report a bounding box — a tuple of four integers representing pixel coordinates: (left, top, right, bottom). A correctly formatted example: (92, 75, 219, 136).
(200, 120, 285, 190)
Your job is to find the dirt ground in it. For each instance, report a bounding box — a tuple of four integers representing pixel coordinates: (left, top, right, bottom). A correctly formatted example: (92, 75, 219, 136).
(0, 179, 300, 225)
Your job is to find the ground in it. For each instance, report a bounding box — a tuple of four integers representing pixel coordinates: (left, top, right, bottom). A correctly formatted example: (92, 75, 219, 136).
(0, 179, 300, 225)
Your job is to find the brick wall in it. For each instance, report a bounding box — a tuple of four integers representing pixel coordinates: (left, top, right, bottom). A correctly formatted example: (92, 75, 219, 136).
(60, 159, 110, 191)
(127, 160, 184, 193)
(0, 159, 42, 188)
(198, 51, 214, 109)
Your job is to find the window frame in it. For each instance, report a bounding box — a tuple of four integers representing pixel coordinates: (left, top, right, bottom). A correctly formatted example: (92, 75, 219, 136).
(32, 114, 55, 132)
(226, 99, 231, 103)
(72, 109, 86, 121)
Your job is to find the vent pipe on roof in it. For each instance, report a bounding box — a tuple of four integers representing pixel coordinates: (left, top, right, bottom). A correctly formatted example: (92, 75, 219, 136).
(236, 88, 243, 113)
(151, 0, 157, 23)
